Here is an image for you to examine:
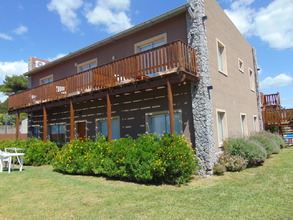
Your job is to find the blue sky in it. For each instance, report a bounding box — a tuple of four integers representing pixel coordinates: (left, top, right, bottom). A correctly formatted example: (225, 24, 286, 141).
(0, 0, 292, 108)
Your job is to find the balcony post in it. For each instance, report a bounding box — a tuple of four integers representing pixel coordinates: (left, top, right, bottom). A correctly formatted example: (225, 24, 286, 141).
(43, 106, 47, 143)
(107, 93, 112, 142)
(70, 101, 75, 141)
(167, 79, 175, 134)
(15, 113, 20, 139)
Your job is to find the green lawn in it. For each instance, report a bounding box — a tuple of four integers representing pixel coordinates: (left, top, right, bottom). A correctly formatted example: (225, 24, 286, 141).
(1, 147, 292, 220)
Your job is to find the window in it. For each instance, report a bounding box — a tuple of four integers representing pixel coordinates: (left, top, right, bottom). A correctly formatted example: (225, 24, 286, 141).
(217, 110, 228, 147)
(49, 124, 66, 144)
(238, 58, 244, 72)
(249, 68, 255, 91)
(253, 116, 257, 132)
(134, 33, 167, 53)
(40, 75, 53, 85)
(77, 58, 97, 73)
(31, 126, 40, 139)
(240, 113, 247, 137)
(96, 117, 120, 140)
(146, 110, 182, 135)
(217, 39, 227, 74)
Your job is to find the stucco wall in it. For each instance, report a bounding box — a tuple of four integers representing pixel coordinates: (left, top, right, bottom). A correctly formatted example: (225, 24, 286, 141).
(205, 0, 259, 150)
(30, 14, 187, 88)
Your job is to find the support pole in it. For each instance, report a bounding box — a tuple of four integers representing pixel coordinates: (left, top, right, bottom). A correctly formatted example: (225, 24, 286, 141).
(70, 101, 75, 141)
(15, 113, 20, 139)
(43, 107, 47, 143)
(107, 93, 112, 142)
(167, 79, 175, 134)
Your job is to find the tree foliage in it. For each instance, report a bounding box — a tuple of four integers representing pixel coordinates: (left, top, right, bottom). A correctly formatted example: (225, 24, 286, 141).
(0, 75, 28, 96)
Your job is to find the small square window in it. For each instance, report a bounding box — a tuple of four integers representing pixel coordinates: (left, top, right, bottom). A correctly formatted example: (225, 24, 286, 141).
(77, 58, 97, 73)
(134, 33, 167, 53)
(40, 75, 53, 85)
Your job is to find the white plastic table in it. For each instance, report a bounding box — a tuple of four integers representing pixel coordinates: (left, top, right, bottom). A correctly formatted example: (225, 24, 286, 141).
(0, 152, 25, 173)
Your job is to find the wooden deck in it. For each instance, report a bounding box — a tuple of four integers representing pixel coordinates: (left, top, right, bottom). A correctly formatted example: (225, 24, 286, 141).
(8, 40, 197, 111)
(262, 93, 293, 127)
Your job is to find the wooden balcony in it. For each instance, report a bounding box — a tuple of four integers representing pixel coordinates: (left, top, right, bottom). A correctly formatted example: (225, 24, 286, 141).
(8, 40, 197, 112)
(263, 108, 293, 127)
(261, 93, 281, 109)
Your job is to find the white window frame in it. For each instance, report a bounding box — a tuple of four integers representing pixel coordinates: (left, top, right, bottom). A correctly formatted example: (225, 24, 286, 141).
(95, 117, 120, 140)
(76, 58, 98, 73)
(216, 39, 228, 75)
(145, 109, 182, 135)
(240, 113, 248, 137)
(40, 74, 53, 85)
(248, 68, 255, 92)
(238, 58, 244, 73)
(216, 109, 228, 148)
(134, 33, 167, 54)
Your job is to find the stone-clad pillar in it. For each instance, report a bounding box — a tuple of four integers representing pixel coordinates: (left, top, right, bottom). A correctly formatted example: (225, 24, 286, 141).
(252, 48, 264, 131)
(187, 0, 216, 176)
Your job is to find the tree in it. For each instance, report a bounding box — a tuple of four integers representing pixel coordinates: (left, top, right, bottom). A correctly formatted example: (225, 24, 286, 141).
(0, 75, 28, 96)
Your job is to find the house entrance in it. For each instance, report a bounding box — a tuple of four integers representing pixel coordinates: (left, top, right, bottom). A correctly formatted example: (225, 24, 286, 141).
(76, 121, 86, 140)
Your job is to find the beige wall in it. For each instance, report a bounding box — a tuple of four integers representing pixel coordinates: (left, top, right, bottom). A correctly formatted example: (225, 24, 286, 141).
(30, 14, 187, 88)
(205, 0, 259, 149)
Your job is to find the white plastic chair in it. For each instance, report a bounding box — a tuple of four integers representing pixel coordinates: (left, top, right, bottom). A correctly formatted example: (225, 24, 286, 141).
(0, 150, 12, 173)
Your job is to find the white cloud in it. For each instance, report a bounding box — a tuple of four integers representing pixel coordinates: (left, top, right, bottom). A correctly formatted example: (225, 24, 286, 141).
(224, 0, 293, 49)
(13, 25, 28, 35)
(0, 60, 28, 102)
(260, 73, 293, 89)
(254, 0, 293, 50)
(47, 53, 67, 61)
(85, 0, 132, 34)
(0, 33, 13, 40)
(47, 0, 83, 32)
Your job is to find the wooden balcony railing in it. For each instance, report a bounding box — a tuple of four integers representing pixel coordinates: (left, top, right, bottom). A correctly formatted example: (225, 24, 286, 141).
(263, 108, 293, 126)
(8, 40, 197, 111)
(262, 93, 281, 106)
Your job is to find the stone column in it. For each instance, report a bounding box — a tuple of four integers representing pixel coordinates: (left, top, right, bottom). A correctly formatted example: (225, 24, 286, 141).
(252, 47, 264, 131)
(187, 0, 216, 176)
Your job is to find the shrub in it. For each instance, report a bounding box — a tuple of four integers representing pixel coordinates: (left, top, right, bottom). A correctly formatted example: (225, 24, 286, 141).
(261, 131, 287, 149)
(53, 133, 198, 185)
(249, 134, 280, 156)
(0, 138, 58, 166)
(223, 138, 267, 167)
(24, 138, 59, 166)
(218, 152, 247, 172)
(52, 139, 94, 174)
(213, 163, 226, 175)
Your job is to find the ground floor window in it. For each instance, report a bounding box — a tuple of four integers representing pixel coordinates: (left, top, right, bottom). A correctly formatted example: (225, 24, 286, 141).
(96, 117, 120, 140)
(31, 126, 40, 139)
(216, 109, 227, 147)
(240, 113, 247, 137)
(146, 110, 182, 135)
(49, 124, 66, 145)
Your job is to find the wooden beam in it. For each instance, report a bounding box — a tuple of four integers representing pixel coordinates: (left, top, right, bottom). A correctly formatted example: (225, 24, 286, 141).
(167, 79, 175, 134)
(70, 101, 75, 141)
(107, 93, 112, 142)
(15, 113, 20, 139)
(43, 107, 47, 143)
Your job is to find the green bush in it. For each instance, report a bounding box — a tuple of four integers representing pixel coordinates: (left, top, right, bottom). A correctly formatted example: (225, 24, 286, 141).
(224, 138, 267, 167)
(24, 138, 59, 166)
(213, 163, 226, 175)
(218, 152, 247, 172)
(53, 133, 198, 185)
(249, 134, 280, 156)
(0, 138, 58, 166)
(52, 139, 93, 174)
(261, 131, 287, 149)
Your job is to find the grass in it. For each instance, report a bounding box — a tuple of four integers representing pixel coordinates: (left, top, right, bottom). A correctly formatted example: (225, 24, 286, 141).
(0, 147, 292, 220)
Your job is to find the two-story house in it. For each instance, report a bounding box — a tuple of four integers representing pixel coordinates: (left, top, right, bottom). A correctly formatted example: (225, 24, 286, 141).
(8, 0, 262, 175)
